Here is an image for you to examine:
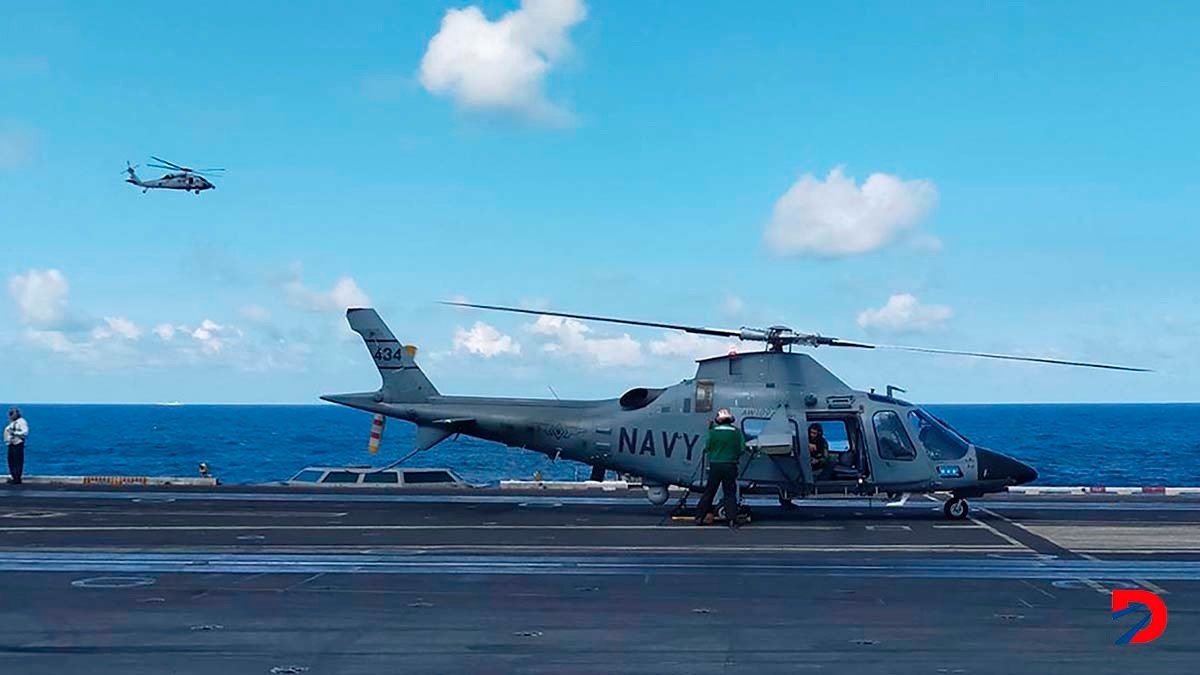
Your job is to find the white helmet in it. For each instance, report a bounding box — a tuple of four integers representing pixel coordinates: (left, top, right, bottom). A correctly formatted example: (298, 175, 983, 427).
(715, 408, 734, 424)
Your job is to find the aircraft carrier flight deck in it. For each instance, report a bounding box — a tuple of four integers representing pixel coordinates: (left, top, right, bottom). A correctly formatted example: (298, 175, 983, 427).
(0, 485, 1196, 674)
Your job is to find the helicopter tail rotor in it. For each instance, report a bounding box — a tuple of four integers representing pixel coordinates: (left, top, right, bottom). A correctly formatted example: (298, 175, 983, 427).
(122, 162, 143, 185)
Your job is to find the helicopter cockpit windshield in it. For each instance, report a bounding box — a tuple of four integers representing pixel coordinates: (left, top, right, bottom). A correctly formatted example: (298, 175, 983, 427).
(907, 410, 971, 461)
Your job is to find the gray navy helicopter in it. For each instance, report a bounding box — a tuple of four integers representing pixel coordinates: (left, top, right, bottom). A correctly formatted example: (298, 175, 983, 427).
(322, 303, 1148, 520)
(124, 156, 223, 194)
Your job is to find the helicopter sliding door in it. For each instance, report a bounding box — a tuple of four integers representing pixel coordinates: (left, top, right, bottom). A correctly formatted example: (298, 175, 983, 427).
(740, 411, 812, 497)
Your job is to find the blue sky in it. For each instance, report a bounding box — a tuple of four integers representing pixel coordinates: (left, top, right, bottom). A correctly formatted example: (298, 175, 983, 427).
(1, 0, 1197, 404)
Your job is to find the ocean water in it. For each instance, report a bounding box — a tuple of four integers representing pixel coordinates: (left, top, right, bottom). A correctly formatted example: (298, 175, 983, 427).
(5, 403, 1200, 486)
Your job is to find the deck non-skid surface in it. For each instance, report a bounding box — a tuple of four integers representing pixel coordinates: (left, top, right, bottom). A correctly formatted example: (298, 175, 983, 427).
(0, 487, 1196, 674)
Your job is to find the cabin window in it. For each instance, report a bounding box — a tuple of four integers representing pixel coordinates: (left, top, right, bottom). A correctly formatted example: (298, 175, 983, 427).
(322, 471, 360, 483)
(873, 411, 917, 461)
(908, 410, 970, 460)
(683, 398, 691, 413)
(741, 417, 800, 446)
(695, 380, 714, 413)
(362, 471, 399, 484)
(404, 470, 455, 484)
(293, 470, 324, 483)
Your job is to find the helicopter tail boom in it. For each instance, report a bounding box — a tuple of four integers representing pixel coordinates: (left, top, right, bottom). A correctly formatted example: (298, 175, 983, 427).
(123, 164, 144, 187)
(345, 308, 439, 403)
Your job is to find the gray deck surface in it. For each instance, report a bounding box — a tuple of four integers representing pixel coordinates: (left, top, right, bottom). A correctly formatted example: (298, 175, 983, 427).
(0, 485, 1196, 674)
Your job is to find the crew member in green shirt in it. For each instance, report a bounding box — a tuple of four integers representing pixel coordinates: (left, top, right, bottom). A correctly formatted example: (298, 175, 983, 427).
(694, 408, 747, 528)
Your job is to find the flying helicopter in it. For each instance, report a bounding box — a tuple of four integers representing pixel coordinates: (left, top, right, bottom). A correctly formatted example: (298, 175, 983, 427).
(123, 156, 223, 194)
(321, 303, 1149, 520)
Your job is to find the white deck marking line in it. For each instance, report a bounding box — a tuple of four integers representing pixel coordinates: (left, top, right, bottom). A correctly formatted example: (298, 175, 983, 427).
(1018, 598, 1035, 609)
(969, 515, 1032, 551)
(979, 506, 1112, 594)
(283, 572, 325, 592)
(1019, 579, 1056, 600)
(928, 502, 1033, 552)
(1134, 578, 1170, 595)
(0, 543, 1021, 553)
(0, 510, 351, 519)
(0, 524, 849, 532)
(979, 507, 1068, 553)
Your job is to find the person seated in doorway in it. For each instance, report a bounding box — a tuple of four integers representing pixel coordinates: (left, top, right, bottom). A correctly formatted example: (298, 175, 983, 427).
(808, 423, 833, 480)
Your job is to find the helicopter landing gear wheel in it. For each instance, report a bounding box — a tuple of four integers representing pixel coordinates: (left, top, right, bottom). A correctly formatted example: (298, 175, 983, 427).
(717, 504, 751, 525)
(944, 497, 969, 520)
(778, 496, 797, 509)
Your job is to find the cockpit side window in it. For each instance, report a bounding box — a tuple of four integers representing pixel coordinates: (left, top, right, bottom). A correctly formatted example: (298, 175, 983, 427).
(872, 410, 917, 461)
(908, 410, 970, 460)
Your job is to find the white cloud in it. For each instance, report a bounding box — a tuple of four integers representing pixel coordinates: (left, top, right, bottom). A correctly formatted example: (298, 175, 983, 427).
(418, 0, 587, 124)
(454, 321, 522, 357)
(857, 294, 952, 333)
(190, 319, 232, 354)
(528, 315, 642, 367)
(8, 268, 69, 326)
(764, 167, 938, 257)
(92, 316, 142, 341)
(283, 272, 371, 313)
(8, 269, 314, 373)
(648, 332, 739, 361)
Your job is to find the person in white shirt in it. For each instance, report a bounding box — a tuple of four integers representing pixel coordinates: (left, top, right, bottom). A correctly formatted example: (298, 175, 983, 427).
(3, 407, 28, 485)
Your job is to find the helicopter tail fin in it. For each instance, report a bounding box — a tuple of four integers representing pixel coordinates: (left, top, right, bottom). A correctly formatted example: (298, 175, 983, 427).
(344, 308, 439, 403)
(124, 163, 143, 186)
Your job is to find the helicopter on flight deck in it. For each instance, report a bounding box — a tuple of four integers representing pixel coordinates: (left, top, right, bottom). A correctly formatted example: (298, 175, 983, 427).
(321, 302, 1149, 520)
(123, 156, 223, 194)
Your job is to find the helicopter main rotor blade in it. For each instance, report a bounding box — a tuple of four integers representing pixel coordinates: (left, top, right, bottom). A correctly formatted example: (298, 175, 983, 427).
(441, 301, 743, 339)
(149, 156, 186, 171)
(443, 301, 1149, 371)
(147, 163, 179, 171)
(851, 342, 1151, 372)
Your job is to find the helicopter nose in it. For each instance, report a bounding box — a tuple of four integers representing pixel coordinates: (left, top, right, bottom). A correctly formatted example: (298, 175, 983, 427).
(976, 448, 1038, 485)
